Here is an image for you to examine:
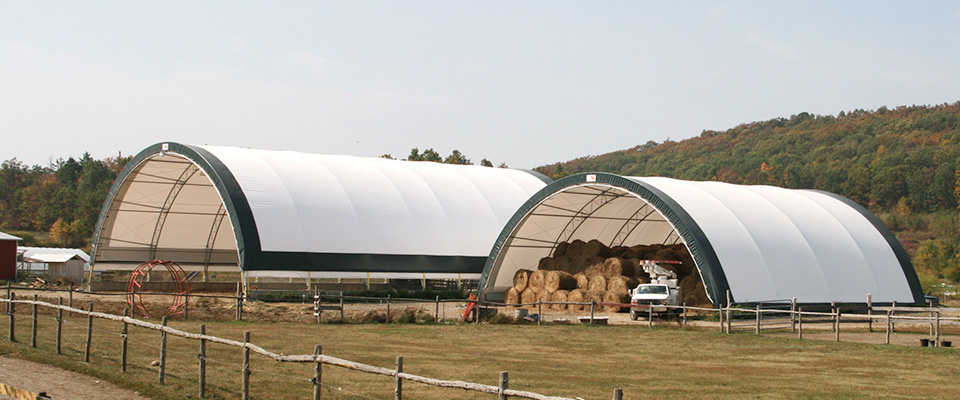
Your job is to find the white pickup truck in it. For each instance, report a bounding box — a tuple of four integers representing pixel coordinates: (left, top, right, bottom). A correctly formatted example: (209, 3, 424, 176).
(629, 260, 681, 320)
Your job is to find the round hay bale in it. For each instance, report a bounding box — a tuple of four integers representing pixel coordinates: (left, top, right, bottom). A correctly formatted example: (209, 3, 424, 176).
(520, 288, 537, 308)
(544, 270, 577, 294)
(513, 269, 532, 292)
(504, 287, 521, 306)
(584, 263, 604, 277)
(573, 273, 590, 290)
(554, 241, 569, 258)
(550, 290, 569, 310)
(567, 289, 587, 311)
(538, 257, 557, 271)
(527, 270, 547, 293)
(608, 275, 640, 294)
(566, 240, 586, 257)
(602, 290, 630, 312)
(582, 239, 610, 258)
(587, 274, 608, 292)
(588, 290, 605, 306)
(536, 290, 552, 305)
(601, 257, 636, 277)
(583, 256, 605, 273)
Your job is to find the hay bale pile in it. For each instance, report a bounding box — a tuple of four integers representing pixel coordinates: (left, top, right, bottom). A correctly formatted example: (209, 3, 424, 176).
(502, 239, 711, 311)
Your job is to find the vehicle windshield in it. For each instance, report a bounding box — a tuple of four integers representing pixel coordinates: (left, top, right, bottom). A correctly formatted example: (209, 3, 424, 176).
(636, 285, 667, 294)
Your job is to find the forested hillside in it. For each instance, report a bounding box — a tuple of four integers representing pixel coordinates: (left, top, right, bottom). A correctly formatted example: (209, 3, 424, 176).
(535, 102, 960, 286)
(0, 153, 131, 250)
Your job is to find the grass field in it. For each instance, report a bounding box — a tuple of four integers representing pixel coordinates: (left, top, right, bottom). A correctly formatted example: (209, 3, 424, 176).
(1, 306, 959, 400)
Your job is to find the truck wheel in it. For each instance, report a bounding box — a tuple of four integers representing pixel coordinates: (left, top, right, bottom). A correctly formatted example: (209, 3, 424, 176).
(630, 311, 639, 321)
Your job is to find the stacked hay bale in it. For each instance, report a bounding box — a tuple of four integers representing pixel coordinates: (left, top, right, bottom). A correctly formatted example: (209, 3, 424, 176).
(504, 240, 711, 312)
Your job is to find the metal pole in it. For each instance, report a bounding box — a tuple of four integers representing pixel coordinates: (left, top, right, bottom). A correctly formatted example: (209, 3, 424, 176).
(885, 310, 892, 344)
(797, 307, 803, 339)
(935, 309, 941, 347)
(613, 388, 623, 400)
(790, 297, 797, 333)
(199, 325, 206, 398)
(835, 309, 840, 342)
(538, 300, 542, 326)
(719, 304, 724, 333)
(755, 304, 761, 335)
(339, 292, 344, 323)
(435, 296, 440, 323)
(867, 293, 873, 333)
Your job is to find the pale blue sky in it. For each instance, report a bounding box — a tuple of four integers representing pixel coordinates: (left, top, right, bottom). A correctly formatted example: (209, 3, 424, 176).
(2, 2, 959, 168)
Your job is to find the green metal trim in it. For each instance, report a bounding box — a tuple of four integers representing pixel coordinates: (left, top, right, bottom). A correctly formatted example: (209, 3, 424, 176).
(91, 142, 259, 271)
(477, 173, 732, 306)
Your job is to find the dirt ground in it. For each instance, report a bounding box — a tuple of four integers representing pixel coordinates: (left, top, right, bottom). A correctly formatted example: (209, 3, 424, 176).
(0, 355, 148, 400)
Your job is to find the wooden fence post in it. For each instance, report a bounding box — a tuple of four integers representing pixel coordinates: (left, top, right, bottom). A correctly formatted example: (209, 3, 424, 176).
(242, 331, 250, 400)
(498, 371, 508, 400)
(8, 292, 15, 342)
(835, 309, 840, 342)
(891, 301, 896, 333)
(867, 293, 873, 333)
(935, 310, 941, 347)
(184, 293, 189, 320)
(85, 302, 93, 363)
(387, 294, 391, 323)
(339, 292, 344, 323)
(121, 309, 128, 372)
(68, 284, 74, 316)
(313, 345, 322, 400)
(797, 307, 803, 339)
(31, 294, 38, 348)
(56, 298, 62, 354)
(790, 297, 797, 333)
(235, 283, 243, 321)
(159, 316, 168, 384)
(613, 388, 623, 400)
(4, 282, 9, 314)
(395, 356, 403, 400)
(537, 300, 542, 326)
(755, 305, 761, 335)
(199, 324, 206, 398)
(725, 290, 732, 334)
(885, 310, 892, 344)
(435, 296, 440, 323)
(830, 302, 836, 332)
(589, 300, 595, 324)
(719, 304, 724, 333)
(681, 303, 687, 327)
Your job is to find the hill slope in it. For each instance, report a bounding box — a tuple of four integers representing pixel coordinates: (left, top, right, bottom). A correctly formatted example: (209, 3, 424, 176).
(535, 102, 960, 287)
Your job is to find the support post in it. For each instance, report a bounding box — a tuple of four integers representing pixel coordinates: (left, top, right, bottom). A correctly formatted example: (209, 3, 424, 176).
(7, 292, 14, 342)
(790, 297, 797, 333)
(648, 303, 653, 327)
(85, 302, 93, 363)
(682, 303, 687, 327)
(159, 316, 168, 384)
(537, 300, 542, 326)
(797, 307, 803, 339)
(339, 292, 344, 323)
(498, 371, 508, 400)
(885, 310, 892, 344)
(56, 298, 62, 354)
(867, 293, 873, 333)
(242, 331, 250, 400)
(719, 304, 724, 333)
(31, 294, 37, 348)
(613, 388, 623, 400)
(386, 294, 391, 323)
(755, 305, 761, 335)
(199, 325, 206, 398)
(589, 300, 595, 324)
(68, 284, 73, 316)
(235, 283, 243, 321)
(395, 356, 403, 400)
(313, 345, 322, 400)
(891, 301, 897, 333)
(830, 302, 836, 333)
(184, 293, 189, 320)
(935, 309, 941, 347)
(726, 290, 732, 334)
(121, 309, 128, 372)
(835, 309, 840, 342)
(435, 296, 440, 323)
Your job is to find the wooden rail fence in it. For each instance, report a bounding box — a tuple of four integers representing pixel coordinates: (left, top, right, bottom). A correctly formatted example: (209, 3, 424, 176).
(1, 295, 626, 400)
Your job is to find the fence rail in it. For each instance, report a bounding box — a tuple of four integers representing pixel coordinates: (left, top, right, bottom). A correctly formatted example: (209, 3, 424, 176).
(0, 295, 615, 400)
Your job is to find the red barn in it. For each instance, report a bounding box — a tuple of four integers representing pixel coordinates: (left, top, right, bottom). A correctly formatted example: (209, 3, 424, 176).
(0, 232, 21, 281)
